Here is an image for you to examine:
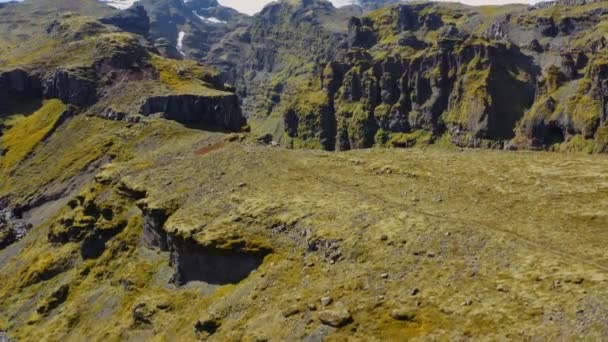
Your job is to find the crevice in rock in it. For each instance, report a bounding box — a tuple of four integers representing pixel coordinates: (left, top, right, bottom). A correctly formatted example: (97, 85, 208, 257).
(138, 205, 170, 251)
(168, 236, 270, 286)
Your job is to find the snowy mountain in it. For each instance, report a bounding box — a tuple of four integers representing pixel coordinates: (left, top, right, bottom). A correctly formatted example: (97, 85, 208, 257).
(99, 0, 138, 10)
(98, 0, 400, 12)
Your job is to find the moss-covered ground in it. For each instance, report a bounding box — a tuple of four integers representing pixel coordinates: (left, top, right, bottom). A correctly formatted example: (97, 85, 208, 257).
(1, 114, 608, 340)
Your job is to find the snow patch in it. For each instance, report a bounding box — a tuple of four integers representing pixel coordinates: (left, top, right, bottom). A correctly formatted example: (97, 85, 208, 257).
(193, 11, 227, 24)
(330, 0, 357, 6)
(177, 31, 186, 56)
(99, 0, 137, 10)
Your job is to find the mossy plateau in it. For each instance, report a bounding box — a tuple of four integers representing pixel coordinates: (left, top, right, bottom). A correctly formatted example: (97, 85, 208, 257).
(2, 113, 608, 340)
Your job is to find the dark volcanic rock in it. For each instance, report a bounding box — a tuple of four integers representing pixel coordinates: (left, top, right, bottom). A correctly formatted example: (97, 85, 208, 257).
(0, 69, 39, 93)
(168, 236, 270, 286)
(43, 69, 97, 107)
(0, 221, 16, 250)
(100, 5, 150, 37)
(348, 17, 376, 49)
(0, 208, 33, 250)
(139, 94, 246, 131)
(0, 69, 42, 98)
(139, 204, 170, 251)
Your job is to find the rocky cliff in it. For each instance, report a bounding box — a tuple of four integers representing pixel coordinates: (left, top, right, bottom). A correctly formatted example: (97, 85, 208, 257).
(0, 2, 246, 131)
(199, 0, 608, 152)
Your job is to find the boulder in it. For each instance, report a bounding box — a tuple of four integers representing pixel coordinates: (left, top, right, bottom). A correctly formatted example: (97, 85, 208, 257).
(317, 309, 352, 327)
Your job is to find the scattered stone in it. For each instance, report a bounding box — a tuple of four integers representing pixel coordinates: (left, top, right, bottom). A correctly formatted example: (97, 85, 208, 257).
(321, 296, 333, 306)
(462, 299, 473, 306)
(119, 277, 135, 291)
(565, 277, 585, 285)
(132, 302, 157, 325)
(432, 197, 443, 203)
(317, 309, 352, 327)
(496, 284, 510, 292)
(307, 303, 317, 311)
(329, 250, 342, 262)
(380, 234, 388, 242)
(256, 133, 273, 144)
(238, 182, 247, 188)
(411, 288, 420, 296)
(282, 306, 302, 318)
(427, 251, 436, 258)
(390, 308, 416, 321)
(381, 273, 389, 279)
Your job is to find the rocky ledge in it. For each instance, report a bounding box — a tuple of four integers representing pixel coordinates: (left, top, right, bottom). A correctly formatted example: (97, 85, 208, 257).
(139, 94, 246, 131)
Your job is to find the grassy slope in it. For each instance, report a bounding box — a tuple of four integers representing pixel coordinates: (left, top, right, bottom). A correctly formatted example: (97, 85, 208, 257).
(1, 99, 67, 172)
(1, 116, 608, 340)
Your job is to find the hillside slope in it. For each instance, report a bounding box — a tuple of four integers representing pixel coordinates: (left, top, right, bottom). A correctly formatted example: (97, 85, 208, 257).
(2, 112, 608, 340)
(1, 0, 608, 341)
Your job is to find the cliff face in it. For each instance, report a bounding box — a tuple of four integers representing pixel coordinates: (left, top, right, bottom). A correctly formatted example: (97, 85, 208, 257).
(198, 0, 608, 152)
(314, 39, 538, 150)
(0, 3, 246, 132)
(140, 94, 245, 130)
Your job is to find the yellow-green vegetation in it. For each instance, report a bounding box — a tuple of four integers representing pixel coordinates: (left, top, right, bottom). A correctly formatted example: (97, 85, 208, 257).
(150, 55, 228, 96)
(443, 57, 491, 127)
(0, 15, 111, 71)
(3, 0, 608, 340)
(386, 129, 433, 148)
(284, 88, 331, 149)
(3, 112, 608, 340)
(1, 99, 67, 172)
(0, 115, 123, 204)
(517, 52, 607, 150)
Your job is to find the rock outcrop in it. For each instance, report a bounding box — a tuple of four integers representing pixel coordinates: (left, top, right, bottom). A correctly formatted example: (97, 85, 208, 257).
(0, 208, 32, 250)
(0, 69, 41, 95)
(99, 5, 150, 37)
(139, 94, 246, 131)
(224, 0, 608, 151)
(43, 69, 97, 107)
(167, 235, 270, 285)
